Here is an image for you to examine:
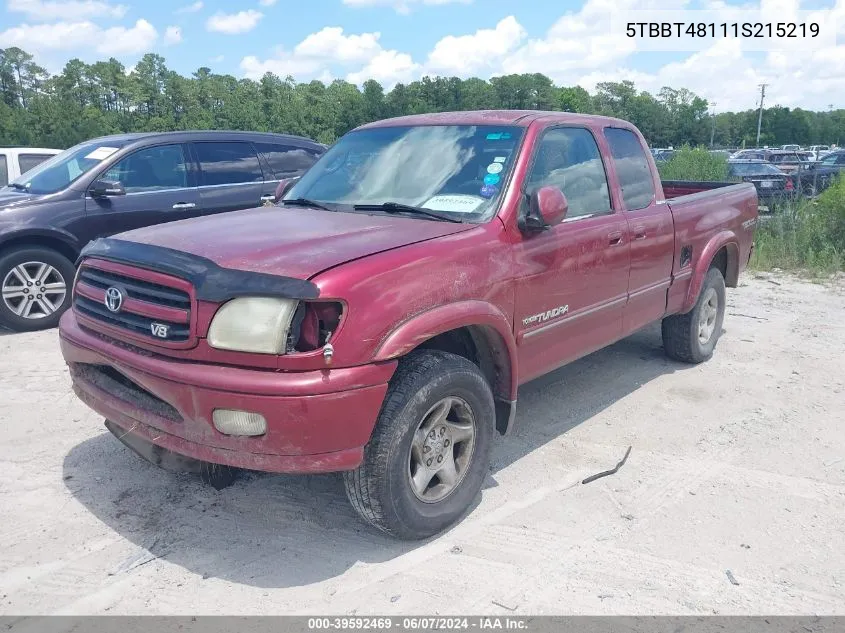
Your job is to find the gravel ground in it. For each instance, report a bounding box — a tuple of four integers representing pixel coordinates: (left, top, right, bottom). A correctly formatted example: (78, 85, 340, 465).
(1, 272, 844, 616)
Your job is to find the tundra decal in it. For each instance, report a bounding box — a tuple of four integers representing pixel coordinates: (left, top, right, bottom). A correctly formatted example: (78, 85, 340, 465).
(523, 305, 569, 327)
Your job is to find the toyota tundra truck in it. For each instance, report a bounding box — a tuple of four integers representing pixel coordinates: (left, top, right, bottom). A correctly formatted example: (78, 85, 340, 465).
(59, 111, 758, 540)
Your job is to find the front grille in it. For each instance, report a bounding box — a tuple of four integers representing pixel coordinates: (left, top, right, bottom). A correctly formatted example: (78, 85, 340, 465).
(73, 265, 191, 343)
(71, 363, 182, 423)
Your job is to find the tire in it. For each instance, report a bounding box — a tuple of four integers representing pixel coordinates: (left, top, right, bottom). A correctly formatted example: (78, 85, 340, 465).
(0, 247, 76, 332)
(662, 267, 726, 364)
(343, 350, 495, 540)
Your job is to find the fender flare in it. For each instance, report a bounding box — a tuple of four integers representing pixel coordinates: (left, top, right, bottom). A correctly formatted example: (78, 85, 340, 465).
(682, 231, 739, 313)
(372, 300, 519, 401)
(0, 227, 82, 258)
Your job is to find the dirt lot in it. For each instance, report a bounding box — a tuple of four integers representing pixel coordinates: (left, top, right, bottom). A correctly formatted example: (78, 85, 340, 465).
(1, 273, 844, 616)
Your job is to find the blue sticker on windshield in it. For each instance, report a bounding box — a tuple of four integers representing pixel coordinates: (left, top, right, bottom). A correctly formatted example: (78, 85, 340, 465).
(486, 133, 503, 140)
(484, 173, 500, 186)
(480, 185, 499, 198)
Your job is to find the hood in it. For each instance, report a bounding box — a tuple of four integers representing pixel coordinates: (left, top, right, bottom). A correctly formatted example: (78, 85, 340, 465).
(118, 206, 476, 280)
(0, 189, 47, 210)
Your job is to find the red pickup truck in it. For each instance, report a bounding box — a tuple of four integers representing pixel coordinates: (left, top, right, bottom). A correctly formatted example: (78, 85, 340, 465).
(59, 111, 758, 540)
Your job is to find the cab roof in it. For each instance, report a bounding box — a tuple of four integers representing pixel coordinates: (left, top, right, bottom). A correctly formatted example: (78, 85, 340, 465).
(357, 110, 633, 130)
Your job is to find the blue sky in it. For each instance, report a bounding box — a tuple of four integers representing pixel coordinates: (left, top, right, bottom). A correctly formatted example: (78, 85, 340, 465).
(1, 0, 843, 111)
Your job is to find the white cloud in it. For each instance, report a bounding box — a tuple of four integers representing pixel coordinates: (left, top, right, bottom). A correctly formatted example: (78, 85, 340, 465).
(294, 27, 383, 64)
(0, 19, 157, 56)
(347, 50, 418, 86)
(175, 1, 202, 13)
(206, 10, 263, 34)
(164, 25, 182, 45)
(259, 0, 277, 5)
(343, 0, 471, 13)
(241, 26, 414, 87)
(7, 0, 127, 20)
(425, 16, 526, 76)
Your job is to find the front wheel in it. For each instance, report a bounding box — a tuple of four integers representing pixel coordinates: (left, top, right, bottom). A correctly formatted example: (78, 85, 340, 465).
(662, 267, 726, 364)
(343, 350, 495, 540)
(0, 247, 76, 332)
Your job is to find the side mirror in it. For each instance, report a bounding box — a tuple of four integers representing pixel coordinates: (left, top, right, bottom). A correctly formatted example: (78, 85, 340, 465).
(519, 186, 569, 233)
(273, 178, 297, 202)
(90, 179, 125, 198)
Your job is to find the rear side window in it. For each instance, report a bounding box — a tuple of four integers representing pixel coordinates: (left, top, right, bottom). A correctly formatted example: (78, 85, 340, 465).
(19, 154, 55, 175)
(525, 127, 611, 219)
(195, 142, 263, 186)
(0, 155, 7, 186)
(255, 143, 321, 179)
(604, 127, 655, 210)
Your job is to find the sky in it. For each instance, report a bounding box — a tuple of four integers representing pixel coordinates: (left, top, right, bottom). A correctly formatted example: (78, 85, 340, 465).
(0, 0, 843, 112)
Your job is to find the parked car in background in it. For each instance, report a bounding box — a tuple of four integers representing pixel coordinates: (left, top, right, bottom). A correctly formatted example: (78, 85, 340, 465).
(0, 131, 325, 332)
(727, 159, 794, 210)
(731, 149, 764, 160)
(652, 148, 675, 162)
(762, 150, 810, 174)
(808, 145, 830, 161)
(781, 144, 801, 152)
(59, 110, 758, 539)
(799, 150, 845, 195)
(0, 147, 62, 187)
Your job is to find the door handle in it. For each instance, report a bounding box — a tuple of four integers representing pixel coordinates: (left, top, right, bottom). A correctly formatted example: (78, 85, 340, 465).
(172, 202, 196, 209)
(633, 225, 647, 240)
(608, 231, 624, 246)
(260, 194, 275, 201)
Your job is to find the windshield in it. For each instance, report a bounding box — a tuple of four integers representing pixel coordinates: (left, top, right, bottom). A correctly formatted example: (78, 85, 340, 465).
(730, 162, 782, 175)
(286, 125, 525, 222)
(8, 140, 127, 195)
(820, 154, 840, 166)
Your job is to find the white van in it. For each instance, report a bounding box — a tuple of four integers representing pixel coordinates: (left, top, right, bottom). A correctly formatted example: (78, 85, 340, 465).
(0, 148, 63, 187)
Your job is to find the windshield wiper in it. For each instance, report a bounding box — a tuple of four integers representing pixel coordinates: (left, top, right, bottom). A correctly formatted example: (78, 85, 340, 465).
(352, 202, 462, 223)
(280, 198, 336, 212)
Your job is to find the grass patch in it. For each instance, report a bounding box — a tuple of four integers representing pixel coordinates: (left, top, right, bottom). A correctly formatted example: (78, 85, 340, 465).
(750, 178, 845, 274)
(657, 146, 730, 181)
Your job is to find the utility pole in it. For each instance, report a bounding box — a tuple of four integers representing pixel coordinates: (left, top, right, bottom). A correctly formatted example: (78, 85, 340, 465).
(710, 101, 717, 148)
(756, 84, 767, 147)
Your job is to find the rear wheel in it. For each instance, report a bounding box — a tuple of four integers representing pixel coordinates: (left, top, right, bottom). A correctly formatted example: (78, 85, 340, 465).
(343, 350, 495, 540)
(0, 247, 75, 332)
(662, 267, 726, 364)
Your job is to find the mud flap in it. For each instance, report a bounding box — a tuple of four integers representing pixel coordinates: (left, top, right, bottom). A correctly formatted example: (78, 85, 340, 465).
(104, 419, 205, 475)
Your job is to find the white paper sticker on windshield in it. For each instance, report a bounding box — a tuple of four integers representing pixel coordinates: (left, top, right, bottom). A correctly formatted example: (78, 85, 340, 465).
(493, 156, 507, 163)
(422, 195, 485, 213)
(487, 163, 503, 174)
(84, 146, 119, 161)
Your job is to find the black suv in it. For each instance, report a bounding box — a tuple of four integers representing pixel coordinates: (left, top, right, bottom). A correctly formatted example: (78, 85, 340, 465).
(0, 131, 324, 332)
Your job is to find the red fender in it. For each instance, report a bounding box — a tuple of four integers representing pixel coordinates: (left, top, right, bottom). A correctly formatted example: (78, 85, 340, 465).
(682, 231, 739, 313)
(373, 300, 518, 400)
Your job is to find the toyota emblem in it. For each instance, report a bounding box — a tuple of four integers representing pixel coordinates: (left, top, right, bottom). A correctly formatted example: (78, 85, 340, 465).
(104, 287, 124, 313)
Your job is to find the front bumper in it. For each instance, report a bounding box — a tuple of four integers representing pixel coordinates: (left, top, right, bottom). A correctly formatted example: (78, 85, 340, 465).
(59, 310, 396, 473)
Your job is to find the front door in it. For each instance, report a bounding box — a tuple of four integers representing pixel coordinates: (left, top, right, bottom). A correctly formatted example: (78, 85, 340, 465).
(514, 126, 631, 383)
(85, 143, 201, 237)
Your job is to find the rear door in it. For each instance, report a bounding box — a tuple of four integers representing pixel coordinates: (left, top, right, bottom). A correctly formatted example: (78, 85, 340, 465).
(513, 125, 630, 382)
(85, 143, 200, 237)
(603, 127, 675, 337)
(192, 141, 265, 214)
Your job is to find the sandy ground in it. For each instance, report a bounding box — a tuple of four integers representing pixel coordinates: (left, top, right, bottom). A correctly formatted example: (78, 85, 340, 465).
(1, 273, 844, 616)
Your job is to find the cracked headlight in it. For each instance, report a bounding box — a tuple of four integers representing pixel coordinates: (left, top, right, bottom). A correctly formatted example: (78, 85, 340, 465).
(207, 297, 299, 354)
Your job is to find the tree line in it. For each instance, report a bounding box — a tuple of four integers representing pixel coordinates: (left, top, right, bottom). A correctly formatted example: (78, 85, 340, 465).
(1, 47, 843, 150)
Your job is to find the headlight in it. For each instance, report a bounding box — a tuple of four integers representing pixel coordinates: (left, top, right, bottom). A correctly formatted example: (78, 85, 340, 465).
(207, 297, 298, 354)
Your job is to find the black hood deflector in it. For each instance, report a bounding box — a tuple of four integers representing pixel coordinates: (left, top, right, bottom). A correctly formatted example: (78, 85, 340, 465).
(79, 238, 320, 302)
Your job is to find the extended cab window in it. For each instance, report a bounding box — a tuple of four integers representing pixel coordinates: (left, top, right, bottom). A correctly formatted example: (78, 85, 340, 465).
(0, 155, 7, 187)
(604, 127, 655, 210)
(102, 144, 188, 193)
(525, 127, 611, 219)
(255, 143, 321, 179)
(195, 142, 263, 186)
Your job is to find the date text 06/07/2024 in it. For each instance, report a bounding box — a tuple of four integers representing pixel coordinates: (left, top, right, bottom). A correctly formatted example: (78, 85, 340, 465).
(307, 617, 529, 630)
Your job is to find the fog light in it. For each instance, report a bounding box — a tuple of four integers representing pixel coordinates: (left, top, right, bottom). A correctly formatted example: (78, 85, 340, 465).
(212, 410, 267, 436)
